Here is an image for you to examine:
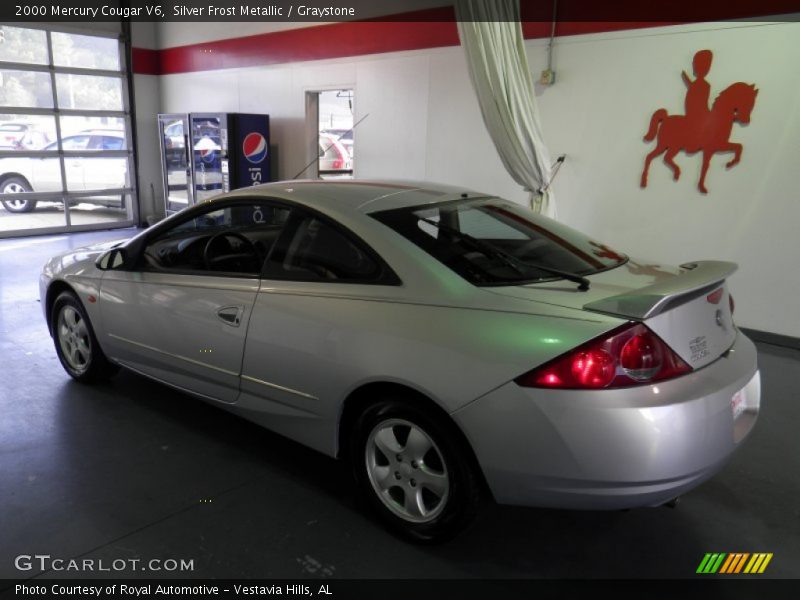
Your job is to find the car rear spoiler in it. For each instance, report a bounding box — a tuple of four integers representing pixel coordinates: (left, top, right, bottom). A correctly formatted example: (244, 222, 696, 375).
(583, 260, 738, 320)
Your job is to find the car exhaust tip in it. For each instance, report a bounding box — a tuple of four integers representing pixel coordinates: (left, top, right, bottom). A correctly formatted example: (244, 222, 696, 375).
(662, 496, 681, 509)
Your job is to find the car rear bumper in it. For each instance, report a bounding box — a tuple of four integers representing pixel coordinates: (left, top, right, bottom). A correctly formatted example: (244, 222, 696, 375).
(452, 330, 760, 509)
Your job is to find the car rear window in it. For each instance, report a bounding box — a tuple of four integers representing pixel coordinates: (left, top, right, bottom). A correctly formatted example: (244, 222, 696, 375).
(372, 197, 627, 286)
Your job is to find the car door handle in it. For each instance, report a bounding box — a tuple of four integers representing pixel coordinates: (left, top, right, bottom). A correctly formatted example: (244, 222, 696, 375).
(217, 306, 243, 327)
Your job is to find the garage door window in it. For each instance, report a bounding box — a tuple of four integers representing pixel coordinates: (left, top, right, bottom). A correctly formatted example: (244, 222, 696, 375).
(0, 25, 135, 236)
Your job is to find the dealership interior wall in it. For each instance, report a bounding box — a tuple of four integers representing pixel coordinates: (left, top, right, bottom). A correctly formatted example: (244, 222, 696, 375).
(2, 10, 800, 582)
(124, 18, 800, 342)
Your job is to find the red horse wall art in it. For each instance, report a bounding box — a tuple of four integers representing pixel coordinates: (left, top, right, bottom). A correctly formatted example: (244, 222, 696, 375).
(640, 50, 758, 194)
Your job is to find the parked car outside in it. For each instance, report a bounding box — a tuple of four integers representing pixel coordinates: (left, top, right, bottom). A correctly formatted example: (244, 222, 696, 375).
(321, 128, 354, 158)
(0, 130, 126, 213)
(39, 180, 760, 542)
(0, 122, 51, 151)
(319, 132, 352, 173)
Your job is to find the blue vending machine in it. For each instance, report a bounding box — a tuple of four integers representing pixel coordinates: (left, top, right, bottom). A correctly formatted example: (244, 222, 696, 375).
(158, 112, 271, 214)
(189, 112, 271, 203)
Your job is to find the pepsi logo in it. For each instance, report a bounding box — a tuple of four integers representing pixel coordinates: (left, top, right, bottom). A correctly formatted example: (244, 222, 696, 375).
(243, 132, 268, 164)
(194, 136, 219, 164)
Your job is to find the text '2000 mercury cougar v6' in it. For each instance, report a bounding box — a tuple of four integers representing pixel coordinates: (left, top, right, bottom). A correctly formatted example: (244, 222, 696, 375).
(40, 180, 760, 541)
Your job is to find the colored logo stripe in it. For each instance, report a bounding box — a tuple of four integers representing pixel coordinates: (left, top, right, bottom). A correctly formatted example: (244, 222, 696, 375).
(697, 553, 773, 574)
(744, 553, 773, 574)
(697, 553, 726, 573)
(719, 553, 749, 573)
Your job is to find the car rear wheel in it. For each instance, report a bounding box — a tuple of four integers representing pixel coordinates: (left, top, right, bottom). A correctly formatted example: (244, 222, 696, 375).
(52, 291, 119, 383)
(0, 177, 36, 213)
(352, 398, 481, 542)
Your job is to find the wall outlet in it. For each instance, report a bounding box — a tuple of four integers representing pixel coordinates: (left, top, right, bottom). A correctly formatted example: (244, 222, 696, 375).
(540, 69, 555, 86)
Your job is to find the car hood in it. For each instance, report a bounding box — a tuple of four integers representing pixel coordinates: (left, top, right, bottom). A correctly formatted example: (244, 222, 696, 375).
(67, 238, 128, 261)
(44, 238, 128, 278)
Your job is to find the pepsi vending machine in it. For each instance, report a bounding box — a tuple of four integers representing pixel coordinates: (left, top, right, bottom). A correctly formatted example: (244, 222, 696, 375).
(158, 112, 270, 214)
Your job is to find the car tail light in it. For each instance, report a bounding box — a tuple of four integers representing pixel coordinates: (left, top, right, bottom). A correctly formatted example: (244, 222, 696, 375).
(332, 159, 343, 169)
(515, 323, 692, 389)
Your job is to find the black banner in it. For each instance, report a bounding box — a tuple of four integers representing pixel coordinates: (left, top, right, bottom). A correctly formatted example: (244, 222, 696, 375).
(0, 0, 799, 23)
(2, 579, 800, 600)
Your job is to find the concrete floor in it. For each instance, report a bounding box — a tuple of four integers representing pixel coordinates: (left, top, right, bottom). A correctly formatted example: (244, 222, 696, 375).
(0, 203, 129, 234)
(1, 230, 798, 580)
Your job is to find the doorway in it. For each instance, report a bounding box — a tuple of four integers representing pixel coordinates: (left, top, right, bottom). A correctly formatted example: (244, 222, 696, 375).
(316, 89, 354, 180)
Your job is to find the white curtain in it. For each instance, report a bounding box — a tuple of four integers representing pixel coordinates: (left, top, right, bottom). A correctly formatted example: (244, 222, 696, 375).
(455, 0, 556, 218)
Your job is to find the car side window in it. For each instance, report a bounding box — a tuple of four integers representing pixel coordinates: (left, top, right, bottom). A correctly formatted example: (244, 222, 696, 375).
(48, 135, 90, 151)
(141, 201, 290, 276)
(265, 213, 391, 284)
(88, 135, 124, 150)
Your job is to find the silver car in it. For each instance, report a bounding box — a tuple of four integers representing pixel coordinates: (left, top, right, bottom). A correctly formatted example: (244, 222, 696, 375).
(0, 130, 127, 213)
(40, 180, 760, 541)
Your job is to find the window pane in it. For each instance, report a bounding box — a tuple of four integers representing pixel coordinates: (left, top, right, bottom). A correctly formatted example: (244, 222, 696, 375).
(373, 198, 628, 286)
(52, 32, 120, 70)
(59, 116, 127, 149)
(0, 115, 55, 150)
(459, 208, 528, 240)
(55, 74, 122, 110)
(169, 204, 289, 237)
(146, 203, 290, 274)
(68, 194, 131, 226)
(0, 26, 48, 65)
(0, 70, 53, 108)
(278, 216, 380, 281)
(65, 156, 128, 192)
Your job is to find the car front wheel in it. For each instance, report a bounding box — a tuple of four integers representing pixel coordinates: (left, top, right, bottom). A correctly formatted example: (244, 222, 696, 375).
(0, 177, 36, 213)
(352, 398, 481, 542)
(52, 291, 119, 383)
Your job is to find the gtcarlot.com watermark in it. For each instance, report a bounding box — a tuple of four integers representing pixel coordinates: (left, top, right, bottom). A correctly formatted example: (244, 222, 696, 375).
(15, 554, 195, 573)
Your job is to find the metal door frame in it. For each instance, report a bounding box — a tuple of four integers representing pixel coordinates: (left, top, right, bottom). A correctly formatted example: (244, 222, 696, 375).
(157, 113, 193, 215)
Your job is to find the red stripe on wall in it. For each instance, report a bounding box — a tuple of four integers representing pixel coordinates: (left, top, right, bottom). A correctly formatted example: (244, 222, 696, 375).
(132, 1, 798, 76)
(156, 19, 459, 75)
(131, 47, 160, 75)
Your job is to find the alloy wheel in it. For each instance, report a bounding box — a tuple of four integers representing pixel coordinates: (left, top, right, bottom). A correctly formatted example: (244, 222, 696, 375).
(57, 305, 92, 374)
(3, 182, 28, 210)
(365, 418, 449, 523)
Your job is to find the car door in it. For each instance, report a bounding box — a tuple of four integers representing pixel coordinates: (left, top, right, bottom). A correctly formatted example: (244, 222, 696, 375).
(99, 199, 291, 403)
(31, 136, 89, 192)
(238, 209, 400, 453)
(83, 134, 127, 192)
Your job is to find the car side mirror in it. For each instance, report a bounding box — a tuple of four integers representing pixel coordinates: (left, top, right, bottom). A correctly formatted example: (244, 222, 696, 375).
(96, 248, 127, 270)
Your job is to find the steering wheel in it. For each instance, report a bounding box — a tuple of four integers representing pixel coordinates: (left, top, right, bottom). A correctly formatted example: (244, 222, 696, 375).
(203, 231, 259, 271)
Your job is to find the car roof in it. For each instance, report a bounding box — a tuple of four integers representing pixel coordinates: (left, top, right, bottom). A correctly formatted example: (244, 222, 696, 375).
(229, 180, 490, 214)
(77, 129, 124, 135)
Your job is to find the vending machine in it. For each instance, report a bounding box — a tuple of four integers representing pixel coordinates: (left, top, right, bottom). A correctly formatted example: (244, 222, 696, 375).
(157, 112, 271, 215)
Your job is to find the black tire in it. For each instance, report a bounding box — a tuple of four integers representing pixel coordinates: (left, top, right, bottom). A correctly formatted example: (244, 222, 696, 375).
(351, 398, 481, 543)
(51, 291, 119, 383)
(0, 176, 36, 213)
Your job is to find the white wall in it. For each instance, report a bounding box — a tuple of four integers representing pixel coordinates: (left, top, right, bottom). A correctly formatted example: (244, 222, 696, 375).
(152, 20, 800, 338)
(533, 22, 800, 339)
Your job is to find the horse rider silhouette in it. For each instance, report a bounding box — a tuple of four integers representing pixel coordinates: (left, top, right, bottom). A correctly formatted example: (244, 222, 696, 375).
(640, 50, 758, 194)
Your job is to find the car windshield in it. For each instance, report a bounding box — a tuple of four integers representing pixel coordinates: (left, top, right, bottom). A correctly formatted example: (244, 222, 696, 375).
(372, 197, 627, 286)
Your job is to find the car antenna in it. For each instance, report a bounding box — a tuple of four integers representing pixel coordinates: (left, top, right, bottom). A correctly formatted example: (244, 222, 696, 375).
(292, 113, 370, 180)
(538, 154, 566, 194)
